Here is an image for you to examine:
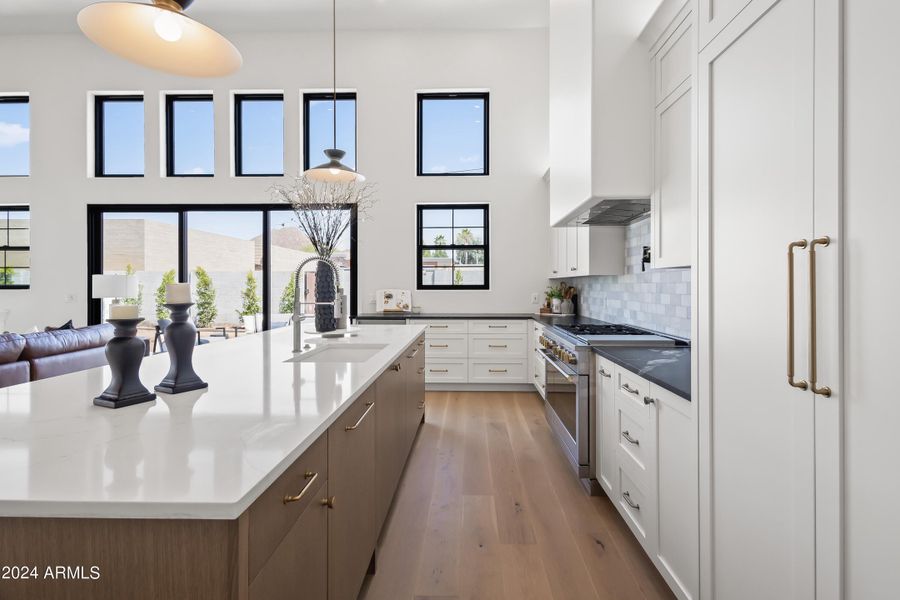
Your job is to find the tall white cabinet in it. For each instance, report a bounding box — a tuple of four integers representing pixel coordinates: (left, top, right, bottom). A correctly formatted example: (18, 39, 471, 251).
(696, 0, 842, 598)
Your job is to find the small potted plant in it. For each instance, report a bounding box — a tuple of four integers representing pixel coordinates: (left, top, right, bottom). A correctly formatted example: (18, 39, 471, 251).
(546, 285, 564, 314)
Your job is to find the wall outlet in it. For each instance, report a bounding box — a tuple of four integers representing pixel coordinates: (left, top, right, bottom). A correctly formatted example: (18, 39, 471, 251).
(63, 294, 76, 303)
(530, 292, 540, 304)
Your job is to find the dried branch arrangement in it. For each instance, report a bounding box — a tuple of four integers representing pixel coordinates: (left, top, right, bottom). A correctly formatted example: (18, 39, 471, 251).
(270, 177, 377, 258)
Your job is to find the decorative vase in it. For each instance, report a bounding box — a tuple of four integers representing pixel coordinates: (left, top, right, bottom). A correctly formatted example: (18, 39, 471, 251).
(551, 298, 562, 314)
(560, 299, 574, 315)
(94, 318, 156, 409)
(155, 303, 208, 395)
(315, 259, 337, 332)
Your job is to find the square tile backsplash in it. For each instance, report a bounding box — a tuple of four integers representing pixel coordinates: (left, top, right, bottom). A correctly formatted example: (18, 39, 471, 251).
(574, 217, 691, 339)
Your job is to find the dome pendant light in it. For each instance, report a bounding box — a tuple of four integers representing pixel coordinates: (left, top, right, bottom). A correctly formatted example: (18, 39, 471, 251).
(304, 0, 365, 183)
(77, 0, 242, 78)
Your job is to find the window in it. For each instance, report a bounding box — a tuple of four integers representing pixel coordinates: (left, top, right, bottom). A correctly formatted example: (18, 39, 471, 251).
(0, 206, 30, 289)
(95, 95, 144, 177)
(0, 96, 29, 177)
(87, 205, 359, 333)
(417, 92, 488, 176)
(304, 93, 356, 171)
(234, 94, 284, 176)
(166, 94, 214, 177)
(417, 204, 489, 289)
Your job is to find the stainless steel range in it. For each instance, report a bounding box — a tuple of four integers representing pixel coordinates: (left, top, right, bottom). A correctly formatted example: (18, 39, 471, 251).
(537, 322, 674, 494)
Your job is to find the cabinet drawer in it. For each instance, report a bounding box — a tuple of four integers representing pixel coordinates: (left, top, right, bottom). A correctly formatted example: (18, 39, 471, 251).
(423, 335, 467, 358)
(424, 360, 468, 383)
(412, 319, 468, 335)
(468, 359, 528, 384)
(616, 401, 650, 474)
(468, 334, 527, 358)
(247, 434, 328, 582)
(616, 368, 652, 418)
(617, 465, 651, 546)
(468, 319, 528, 334)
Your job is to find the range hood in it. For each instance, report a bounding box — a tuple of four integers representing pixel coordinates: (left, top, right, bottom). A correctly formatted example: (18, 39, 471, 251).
(577, 197, 651, 226)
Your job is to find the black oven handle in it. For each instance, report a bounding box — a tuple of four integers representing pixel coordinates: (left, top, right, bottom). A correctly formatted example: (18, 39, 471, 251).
(542, 349, 577, 381)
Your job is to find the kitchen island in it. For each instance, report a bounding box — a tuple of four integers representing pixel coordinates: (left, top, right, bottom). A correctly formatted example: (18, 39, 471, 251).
(0, 324, 426, 600)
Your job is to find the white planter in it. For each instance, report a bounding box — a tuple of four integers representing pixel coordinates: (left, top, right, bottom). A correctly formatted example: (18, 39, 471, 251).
(241, 314, 263, 333)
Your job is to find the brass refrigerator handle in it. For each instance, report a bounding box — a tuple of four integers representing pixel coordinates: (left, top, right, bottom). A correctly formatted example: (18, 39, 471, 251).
(809, 237, 832, 397)
(788, 240, 809, 391)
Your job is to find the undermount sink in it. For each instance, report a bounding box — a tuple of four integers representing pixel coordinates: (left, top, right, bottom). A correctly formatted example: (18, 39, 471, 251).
(286, 343, 388, 363)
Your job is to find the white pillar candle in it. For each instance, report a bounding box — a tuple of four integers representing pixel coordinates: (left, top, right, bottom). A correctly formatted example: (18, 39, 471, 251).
(109, 304, 139, 319)
(166, 283, 192, 304)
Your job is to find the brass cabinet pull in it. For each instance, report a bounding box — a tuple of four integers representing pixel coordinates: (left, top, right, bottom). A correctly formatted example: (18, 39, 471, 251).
(643, 396, 656, 406)
(621, 383, 639, 395)
(345, 402, 375, 431)
(417, 367, 425, 375)
(488, 325, 508, 329)
(623, 491, 640, 511)
(390, 363, 402, 372)
(417, 340, 425, 346)
(809, 236, 832, 397)
(283, 471, 319, 504)
(430, 369, 449, 373)
(406, 347, 420, 359)
(320, 496, 336, 509)
(430, 325, 449, 329)
(788, 239, 810, 390)
(622, 430, 640, 446)
(599, 368, 611, 379)
(417, 401, 426, 409)
(489, 369, 508, 373)
(488, 344, 508, 349)
(430, 344, 449, 348)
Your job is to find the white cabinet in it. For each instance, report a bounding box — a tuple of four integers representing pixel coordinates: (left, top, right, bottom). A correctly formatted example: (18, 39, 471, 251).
(531, 321, 546, 397)
(697, 0, 842, 597)
(549, 225, 626, 279)
(595, 357, 698, 600)
(645, 1, 693, 269)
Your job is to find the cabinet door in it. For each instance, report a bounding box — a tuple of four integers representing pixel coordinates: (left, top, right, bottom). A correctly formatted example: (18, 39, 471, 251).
(653, 78, 692, 268)
(375, 361, 405, 532)
(595, 357, 618, 498)
(405, 337, 425, 449)
(249, 480, 328, 600)
(698, 0, 816, 597)
(328, 388, 377, 600)
(549, 227, 564, 277)
(566, 226, 579, 275)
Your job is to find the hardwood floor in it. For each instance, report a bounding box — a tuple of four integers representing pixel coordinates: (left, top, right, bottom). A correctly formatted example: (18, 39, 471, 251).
(360, 391, 674, 600)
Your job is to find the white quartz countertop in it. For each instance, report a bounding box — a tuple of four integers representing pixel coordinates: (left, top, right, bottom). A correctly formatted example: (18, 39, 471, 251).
(0, 324, 425, 520)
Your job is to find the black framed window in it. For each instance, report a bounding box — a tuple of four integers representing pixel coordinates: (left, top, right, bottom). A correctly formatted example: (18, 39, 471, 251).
(165, 94, 215, 177)
(417, 92, 489, 176)
(234, 93, 284, 177)
(0, 206, 30, 289)
(87, 204, 359, 331)
(417, 204, 489, 290)
(0, 96, 29, 177)
(303, 92, 356, 170)
(94, 95, 144, 177)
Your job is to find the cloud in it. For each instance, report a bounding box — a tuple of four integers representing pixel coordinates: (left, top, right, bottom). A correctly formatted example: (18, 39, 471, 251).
(0, 122, 29, 147)
(188, 166, 207, 175)
(459, 154, 480, 164)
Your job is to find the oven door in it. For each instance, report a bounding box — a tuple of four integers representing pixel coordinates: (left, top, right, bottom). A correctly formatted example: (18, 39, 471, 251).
(542, 350, 590, 478)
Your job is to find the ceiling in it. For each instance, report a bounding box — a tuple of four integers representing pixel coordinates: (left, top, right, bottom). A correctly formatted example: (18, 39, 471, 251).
(0, 0, 550, 34)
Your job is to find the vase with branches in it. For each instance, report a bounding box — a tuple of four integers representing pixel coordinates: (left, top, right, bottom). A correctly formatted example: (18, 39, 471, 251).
(270, 176, 376, 331)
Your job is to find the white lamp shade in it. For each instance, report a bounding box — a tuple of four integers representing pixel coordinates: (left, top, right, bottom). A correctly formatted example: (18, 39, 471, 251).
(92, 274, 139, 299)
(77, 2, 242, 78)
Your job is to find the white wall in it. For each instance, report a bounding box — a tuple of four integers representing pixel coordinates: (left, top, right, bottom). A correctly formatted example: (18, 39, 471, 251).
(0, 28, 549, 331)
(844, 1, 900, 596)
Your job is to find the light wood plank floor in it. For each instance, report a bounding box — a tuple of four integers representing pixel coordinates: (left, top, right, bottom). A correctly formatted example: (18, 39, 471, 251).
(360, 391, 675, 600)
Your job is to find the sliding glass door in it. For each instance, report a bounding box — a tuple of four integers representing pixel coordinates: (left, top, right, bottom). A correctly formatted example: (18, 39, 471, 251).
(88, 204, 357, 340)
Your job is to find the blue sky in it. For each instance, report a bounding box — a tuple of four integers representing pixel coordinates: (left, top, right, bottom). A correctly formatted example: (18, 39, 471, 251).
(172, 99, 215, 175)
(420, 97, 485, 174)
(307, 98, 356, 169)
(102, 100, 144, 175)
(0, 101, 30, 177)
(240, 98, 283, 175)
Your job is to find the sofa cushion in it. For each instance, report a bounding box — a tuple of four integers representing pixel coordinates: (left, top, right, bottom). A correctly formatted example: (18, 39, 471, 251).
(21, 324, 115, 360)
(0, 333, 26, 364)
(0, 361, 29, 388)
(30, 347, 109, 382)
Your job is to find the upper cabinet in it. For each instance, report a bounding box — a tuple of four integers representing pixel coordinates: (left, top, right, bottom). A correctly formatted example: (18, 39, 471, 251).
(548, 0, 653, 226)
(643, 0, 694, 269)
(550, 225, 625, 279)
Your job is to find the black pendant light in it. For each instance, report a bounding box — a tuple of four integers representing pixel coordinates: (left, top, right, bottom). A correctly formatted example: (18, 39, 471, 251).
(304, 0, 365, 183)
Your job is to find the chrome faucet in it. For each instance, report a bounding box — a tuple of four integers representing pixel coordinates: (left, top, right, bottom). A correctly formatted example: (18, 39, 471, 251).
(292, 256, 344, 353)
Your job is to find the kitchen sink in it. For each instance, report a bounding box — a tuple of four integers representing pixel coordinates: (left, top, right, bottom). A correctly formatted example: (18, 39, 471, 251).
(286, 343, 388, 363)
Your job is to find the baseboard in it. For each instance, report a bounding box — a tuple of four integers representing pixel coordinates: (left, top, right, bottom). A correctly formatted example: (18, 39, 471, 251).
(425, 383, 537, 392)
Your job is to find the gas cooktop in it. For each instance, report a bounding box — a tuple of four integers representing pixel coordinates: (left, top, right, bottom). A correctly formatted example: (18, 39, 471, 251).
(556, 323, 675, 346)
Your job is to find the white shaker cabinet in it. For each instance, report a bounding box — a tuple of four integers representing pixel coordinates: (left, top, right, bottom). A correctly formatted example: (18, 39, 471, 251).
(549, 225, 626, 279)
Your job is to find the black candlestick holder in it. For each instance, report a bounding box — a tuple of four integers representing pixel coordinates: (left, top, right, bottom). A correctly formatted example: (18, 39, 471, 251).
(94, 318, 156, 409)
(155, 303, 208, 395)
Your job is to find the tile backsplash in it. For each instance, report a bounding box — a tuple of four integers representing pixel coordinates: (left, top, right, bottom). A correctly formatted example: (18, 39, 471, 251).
(575, 217, 691, 339)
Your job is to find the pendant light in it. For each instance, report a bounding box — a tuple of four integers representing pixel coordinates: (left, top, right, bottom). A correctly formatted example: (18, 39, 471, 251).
(304, 0, 365, 183)
(77, 0, 242, 78)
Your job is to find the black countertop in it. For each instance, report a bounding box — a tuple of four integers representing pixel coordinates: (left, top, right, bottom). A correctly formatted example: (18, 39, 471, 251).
(354, 312, 691, 400)
(592, 345, 691, 401)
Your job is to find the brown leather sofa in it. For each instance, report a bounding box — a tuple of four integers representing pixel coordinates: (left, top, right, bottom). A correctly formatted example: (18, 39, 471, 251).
(0, 333, 29, 388)
(0, 324, 115, 388)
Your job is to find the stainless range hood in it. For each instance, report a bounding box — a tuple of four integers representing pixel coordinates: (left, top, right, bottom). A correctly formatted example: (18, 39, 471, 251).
(577, 197, 651, 226)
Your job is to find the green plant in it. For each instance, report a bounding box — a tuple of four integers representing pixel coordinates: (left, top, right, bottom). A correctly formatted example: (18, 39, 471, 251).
(0, 267, 14, 285)
(546, 285, 564, 300)
(432, 234, 449, 258)
(123, 264, 144, 310)
(279, 276, 296, 314)
(454, 269, 463, 285)
(194, 266, 217, 328)
(238, 271, 262, 317)
(155, 269, 176, 320)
